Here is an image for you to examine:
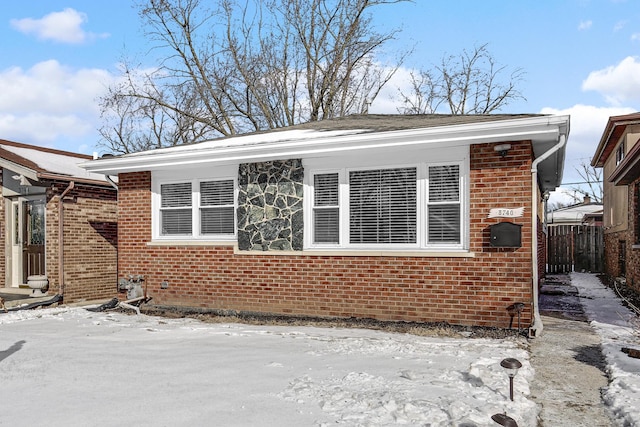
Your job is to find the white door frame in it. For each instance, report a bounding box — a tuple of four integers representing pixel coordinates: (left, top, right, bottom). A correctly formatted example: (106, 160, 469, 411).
(8, 195, 46, 287)
(10, 198, 24, 287)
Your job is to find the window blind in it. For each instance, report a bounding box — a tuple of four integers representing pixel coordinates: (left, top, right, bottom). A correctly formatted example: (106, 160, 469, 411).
(200, 180, 235, 235)
(429, 165, 460, 201)
(160, 182, 192, 235)
(428, 165, 460, 243)
(349, 168, 417, 244)
(313, 173, 339, 243)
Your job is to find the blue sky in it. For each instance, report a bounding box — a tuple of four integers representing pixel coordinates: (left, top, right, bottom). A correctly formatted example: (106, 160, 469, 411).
(1, 1, 639, 204)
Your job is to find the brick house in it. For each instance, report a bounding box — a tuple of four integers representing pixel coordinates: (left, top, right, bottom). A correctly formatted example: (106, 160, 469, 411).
(0, 139, 118, 302)
(84, 114, 570, 334)
(591, 112, 640, 291)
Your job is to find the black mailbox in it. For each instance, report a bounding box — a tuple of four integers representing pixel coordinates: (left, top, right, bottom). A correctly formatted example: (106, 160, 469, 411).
(490, 222, 522, 248)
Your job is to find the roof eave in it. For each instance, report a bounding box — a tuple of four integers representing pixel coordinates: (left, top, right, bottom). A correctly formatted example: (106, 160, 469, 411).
(592, 113, 640, 167)
(82, 115, 569, 175)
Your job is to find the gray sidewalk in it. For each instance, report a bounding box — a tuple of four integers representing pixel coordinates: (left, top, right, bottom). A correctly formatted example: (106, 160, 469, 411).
(530, 276, 613, 426)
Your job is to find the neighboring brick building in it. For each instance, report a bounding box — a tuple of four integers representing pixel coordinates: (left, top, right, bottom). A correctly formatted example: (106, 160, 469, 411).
(592, 112, 640, 292)
(0, 139, 118, 303)
(84, 114, 570, 334)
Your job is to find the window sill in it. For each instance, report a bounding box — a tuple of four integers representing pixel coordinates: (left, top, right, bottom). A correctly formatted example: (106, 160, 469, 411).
(146, 240, 474, 257)
(148, 240, 236, 247)
(632, 244, 640, 250)
(236, 248, 475, 258)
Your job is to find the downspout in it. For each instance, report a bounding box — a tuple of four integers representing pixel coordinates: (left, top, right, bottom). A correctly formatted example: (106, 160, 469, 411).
(58, 181, 75, 298)
(542, 191, 550, 229)
(105, 175, 118, 190)
(529, 134, 567, 337)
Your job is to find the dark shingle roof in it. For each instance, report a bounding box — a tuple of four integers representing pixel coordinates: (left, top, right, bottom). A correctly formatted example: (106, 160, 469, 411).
(284, 114, 543, 132)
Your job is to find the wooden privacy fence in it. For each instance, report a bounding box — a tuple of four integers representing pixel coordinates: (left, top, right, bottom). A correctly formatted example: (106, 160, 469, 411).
(547, 225, 604, 273)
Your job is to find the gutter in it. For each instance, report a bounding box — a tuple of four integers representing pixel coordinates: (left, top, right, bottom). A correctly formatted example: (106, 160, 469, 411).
(529, 134, 567, 338)
(58, 181, 75, 298)
(105, 175, 118, 190)
(81, 116, 565, 175)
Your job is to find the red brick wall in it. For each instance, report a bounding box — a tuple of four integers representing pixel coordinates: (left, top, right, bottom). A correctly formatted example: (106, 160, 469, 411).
(603, 232, 623, 277)
(629, 181, 640, 291)
(118, 142, 535, 328)
(46, 182, 118, 302)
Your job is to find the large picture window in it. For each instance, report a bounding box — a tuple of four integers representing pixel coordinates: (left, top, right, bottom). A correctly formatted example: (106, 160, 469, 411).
(349, 168, 417, 244)
(157, 178, 235, 239)
(308, 161, 465, 250)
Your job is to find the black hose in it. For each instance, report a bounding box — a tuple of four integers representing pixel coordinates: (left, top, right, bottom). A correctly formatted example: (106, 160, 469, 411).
(1, 294, 63, 313)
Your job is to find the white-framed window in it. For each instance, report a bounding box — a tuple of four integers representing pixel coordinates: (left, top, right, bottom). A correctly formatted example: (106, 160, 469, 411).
(199, 180, 235, 235)
(349, 167, 417, 244)
(306, 158, 466, 251)
(154, 174, 236, 241)
(312, 173, 340, 244)
(427, 164, 461, 244)
(160, 182, 193, 236)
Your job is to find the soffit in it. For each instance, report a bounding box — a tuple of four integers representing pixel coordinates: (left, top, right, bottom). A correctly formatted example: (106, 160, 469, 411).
(592, 113, 640, 168)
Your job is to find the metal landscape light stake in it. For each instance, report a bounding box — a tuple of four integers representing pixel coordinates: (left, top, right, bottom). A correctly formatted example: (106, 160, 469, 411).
(500, 358, 522, 401)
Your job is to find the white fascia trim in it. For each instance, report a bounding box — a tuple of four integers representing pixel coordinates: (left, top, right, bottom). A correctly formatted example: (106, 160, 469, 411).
(82, 116, 569, 175)
(0, 160, 38, 181)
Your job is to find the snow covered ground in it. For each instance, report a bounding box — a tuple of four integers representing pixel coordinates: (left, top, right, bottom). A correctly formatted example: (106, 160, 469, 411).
(570, 272, 640, 426)
(0, 308, 533, 426)
(0, 272, 637, 426)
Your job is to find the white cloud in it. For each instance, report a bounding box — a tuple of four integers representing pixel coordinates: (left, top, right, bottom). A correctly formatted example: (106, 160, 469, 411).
(578, 20, 593, 31)
(369, 66, 416, 114)
(632, 33, 640, 42)
(0, 113, 92, 143)
(581, 56, 640, 105)
(541, 104, 636, 206)
(0, 60, 113, 115)
(541, 104, 635, 165)
(10, 8, 109, 44)
(0, 60, 115, 148)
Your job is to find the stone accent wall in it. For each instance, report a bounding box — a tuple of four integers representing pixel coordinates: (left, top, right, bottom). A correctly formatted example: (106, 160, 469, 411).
(237, 159, 304, 251)
(115, 141, 538, 329)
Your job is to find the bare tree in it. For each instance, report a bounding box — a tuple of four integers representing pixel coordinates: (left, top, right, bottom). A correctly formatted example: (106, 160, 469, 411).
(395, 69, 439, 114)
(567, 161, 603, 204)
(99, 0, 409, 154)
(397, 44, 525, 115)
